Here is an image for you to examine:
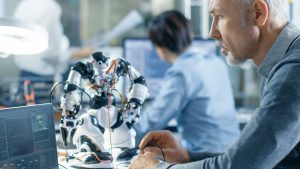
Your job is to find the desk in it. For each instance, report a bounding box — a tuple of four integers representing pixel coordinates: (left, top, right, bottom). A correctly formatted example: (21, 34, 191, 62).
(56, 133, 132, 169)
(57, 148, 130, 169)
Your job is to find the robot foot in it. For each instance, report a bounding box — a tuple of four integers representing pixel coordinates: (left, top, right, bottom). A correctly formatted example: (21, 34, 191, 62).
(67, 151, 114, 169)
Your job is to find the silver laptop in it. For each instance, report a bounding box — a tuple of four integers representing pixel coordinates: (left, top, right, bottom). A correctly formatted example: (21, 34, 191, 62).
(0, 103, 58, 169)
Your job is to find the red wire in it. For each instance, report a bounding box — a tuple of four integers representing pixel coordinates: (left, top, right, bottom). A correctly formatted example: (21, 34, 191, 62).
(106, 59, 118, 155)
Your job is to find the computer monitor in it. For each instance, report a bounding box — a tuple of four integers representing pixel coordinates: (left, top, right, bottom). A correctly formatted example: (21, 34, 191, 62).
(123, 38, 219, 98)
(0, 103, 58, 169)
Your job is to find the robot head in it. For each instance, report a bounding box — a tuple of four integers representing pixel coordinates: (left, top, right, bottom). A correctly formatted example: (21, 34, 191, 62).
(92, 52, 108, 67)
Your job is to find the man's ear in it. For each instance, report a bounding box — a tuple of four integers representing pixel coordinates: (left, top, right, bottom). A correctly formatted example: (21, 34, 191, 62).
(251, 0, 268, 26)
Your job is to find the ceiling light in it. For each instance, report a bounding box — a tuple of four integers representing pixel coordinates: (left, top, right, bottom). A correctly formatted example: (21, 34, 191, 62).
(0, 17, 48, 55)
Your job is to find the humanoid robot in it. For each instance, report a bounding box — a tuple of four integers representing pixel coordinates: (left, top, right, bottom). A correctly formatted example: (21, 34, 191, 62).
(58, 51, 148, 168)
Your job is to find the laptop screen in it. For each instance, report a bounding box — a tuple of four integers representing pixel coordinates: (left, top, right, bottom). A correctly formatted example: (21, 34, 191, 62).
(0, 104, 58, 169)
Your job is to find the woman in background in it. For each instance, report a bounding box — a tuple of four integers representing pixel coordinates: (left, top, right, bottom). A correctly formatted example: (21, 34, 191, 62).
(134, 10, 240, 152)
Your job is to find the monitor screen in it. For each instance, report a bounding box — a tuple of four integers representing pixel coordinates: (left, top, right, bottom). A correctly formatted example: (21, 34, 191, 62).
(123, 38, 219, 98)
(0, 104, 58, 169)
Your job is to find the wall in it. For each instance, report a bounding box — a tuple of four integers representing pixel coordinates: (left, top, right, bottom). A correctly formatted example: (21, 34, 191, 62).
(0, 0, 4, 16)
(0, 0, 20, 81)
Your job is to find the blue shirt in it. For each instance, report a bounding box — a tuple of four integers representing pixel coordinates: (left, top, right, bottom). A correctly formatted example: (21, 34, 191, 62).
(134, 47, 240, 152)
(157, 23, 300, 169)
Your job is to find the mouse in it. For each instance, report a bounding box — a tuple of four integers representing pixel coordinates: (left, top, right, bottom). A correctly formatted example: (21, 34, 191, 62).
(116, 147, 140, 161)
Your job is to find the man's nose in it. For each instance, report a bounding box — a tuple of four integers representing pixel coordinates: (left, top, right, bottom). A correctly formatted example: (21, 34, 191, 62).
(209, 22, 221, 40)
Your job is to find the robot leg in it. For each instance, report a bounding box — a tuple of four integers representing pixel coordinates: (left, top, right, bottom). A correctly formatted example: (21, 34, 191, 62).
(67, 113, 113, 169)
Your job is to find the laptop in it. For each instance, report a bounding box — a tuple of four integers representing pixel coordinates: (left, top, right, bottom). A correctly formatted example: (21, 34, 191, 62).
(0, 103, 58, 169)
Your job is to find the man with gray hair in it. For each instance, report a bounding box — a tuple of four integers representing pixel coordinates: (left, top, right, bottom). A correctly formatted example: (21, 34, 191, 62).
(129, 0, 300, 168)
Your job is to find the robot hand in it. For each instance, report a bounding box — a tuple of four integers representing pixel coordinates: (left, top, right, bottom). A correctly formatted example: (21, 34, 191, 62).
(125, 69, 148, 128)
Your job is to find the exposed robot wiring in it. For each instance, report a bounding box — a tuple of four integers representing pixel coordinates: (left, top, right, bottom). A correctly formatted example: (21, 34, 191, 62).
(53, 51, 148, 168)
(107, 59, 119, 155)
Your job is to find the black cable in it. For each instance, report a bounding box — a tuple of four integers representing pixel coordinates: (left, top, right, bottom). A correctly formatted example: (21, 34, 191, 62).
(49, 81, 92, 112)
(166, 163, 177, 169)
(58, 163, 68, 169)
(80, 90, 84, 108)
(76, 86, 92, 108)
(144, 143, 166, 162)
(49, 81, 64, 112)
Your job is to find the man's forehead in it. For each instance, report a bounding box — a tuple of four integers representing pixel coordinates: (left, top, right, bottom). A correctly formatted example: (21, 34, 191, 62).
(209, 0, 221, 13)
(209, 0, 236, 13)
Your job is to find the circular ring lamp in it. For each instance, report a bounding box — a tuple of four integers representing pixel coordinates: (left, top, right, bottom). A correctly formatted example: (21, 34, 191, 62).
(0, 17, 48, 55)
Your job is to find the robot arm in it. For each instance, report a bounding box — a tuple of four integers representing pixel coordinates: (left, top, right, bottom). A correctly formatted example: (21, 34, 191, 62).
(126, 66, 148, 128)
(60, 62, 93, 146)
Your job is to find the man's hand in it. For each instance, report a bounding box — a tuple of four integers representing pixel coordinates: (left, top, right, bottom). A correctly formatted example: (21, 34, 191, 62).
(129, 152, 159, 169)
(140, 130, 190, 163)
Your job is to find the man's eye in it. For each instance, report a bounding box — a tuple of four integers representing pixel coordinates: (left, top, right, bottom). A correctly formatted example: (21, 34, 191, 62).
(218, 15, 224, 19)
(211, 16, 218, 22)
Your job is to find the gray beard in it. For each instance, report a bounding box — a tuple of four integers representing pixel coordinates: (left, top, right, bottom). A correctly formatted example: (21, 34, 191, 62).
(225, 53, 244, 66)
